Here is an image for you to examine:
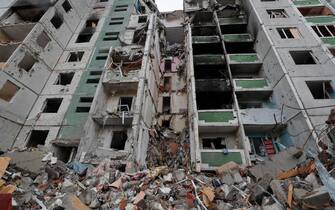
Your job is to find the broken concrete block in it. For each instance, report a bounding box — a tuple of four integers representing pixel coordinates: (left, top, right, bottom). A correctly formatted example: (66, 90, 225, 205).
(62, 193, 90, 210)
(304, 172, 320, 189)
(233, 171, 243, 184)
(293, 188, 309, 201)
(303, 186, 330, 208)
(216, 161, 240, 176)
(270, 180, 287, 206)
(262, 203, 284, 210)
(221, 172, 234, 185)
(250, 174, 272, 204)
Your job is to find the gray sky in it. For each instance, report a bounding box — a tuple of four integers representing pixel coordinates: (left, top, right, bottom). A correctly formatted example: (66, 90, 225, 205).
(156, 0, 183, 12)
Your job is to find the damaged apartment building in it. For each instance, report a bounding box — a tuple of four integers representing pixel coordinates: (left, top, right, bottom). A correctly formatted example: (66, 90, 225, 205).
(2, 0, 335, 173)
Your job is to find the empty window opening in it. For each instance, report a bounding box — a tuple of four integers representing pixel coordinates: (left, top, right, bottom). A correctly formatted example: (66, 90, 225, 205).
(0, 44, 18, 63)
(192, 26, 217, 36)
(290, 51, 316, 65)
(55, 72, 74, 85)
(138, 16, 147, 23)
(51, 13, 63, 29)
(298, 6, 333, 17)
(329, 48, 335, 56)
(90, 71, 103, 75)
(86, 78, 100, 83)
(196, 92, 233, 110)
(261, 0, 277, 1)
(76, 106, 90, 112)
(162, 120, 170, 128)
(111, 131, 127, 150)
(118, 97, 132, 112)
(114, 8, 127, 12)
(36, 31, 51, 48)
(163, 96, 171, 113)
(98, 49, 109, 54)
(27, 130, 49, 148)
(96, 55, 108, 60)
(99, 0, 108, 2)
(109, 20, 123, 25)
(111, 17, 124, 21)
(267, 9, 288, 18)
(164, 59, 172, 72)
(312, 25, 335, 37)
(103, 32, 119, 41)
(116, 4, 128, 8)
(0, 80, 19, 102)
(194, 65, 227, 79)
(306, 81, 335, 99)
(62, 0, 72, 12)
(68, 51, 84, 62)
(86, 18, 99, 28)
(80, 97, 93, 103)
(9, 3, 48, 22)
(277, 27, 301, 39)
(163, 76, 171, 92)
(54, 146, 75, 163)
(202, 138, 226, 149)
(76, 33, 93, 43)
(18, 53, 36, 72)
(43, 98, 62, 113)
(192, 43, 224, 55)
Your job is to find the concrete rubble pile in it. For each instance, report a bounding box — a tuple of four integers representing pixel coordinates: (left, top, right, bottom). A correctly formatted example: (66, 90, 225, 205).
(0, 131, 335, 209)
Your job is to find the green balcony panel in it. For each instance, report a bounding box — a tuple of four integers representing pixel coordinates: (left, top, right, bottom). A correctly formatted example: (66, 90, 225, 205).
(305, 16, 335, 24)
(229, 54, 259, 63)
(198, 111, 234, 123)
(293, 0, 321, 6)
(219, 17, 247, 25)
(193, 54, 225, 65)
(321, 37, 335, 45)
(223, 34, 253, 42)
(201, 152, 243, 167)
(236, 79, 268, 89)
(192, 36, 220, 44)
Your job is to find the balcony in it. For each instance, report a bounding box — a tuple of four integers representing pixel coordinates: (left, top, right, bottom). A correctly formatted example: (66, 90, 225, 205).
(92, 110, 133, 126)
(240, 108, 283, 132)
(305, 16, 335, 24)
(219, 17, 247, 34)
(228, 53, 262, 75)
(234, 78, 272, 100)
(293, 0, 322, 7)
(198, 110, 238, 133)
(192, 36, 220, 44)
(193, 54, 225, 65)
(223, 34, 254, 54)
(200, 149, 245, 170)
(102, 70, 139, 92)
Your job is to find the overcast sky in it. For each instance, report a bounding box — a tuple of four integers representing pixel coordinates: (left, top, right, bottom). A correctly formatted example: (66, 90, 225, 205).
(156, 0, 183, 12)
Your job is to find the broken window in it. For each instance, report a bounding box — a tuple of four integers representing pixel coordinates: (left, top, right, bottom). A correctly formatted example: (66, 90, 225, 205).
(76, 106, 91, 112)
(54, 146, 75, 163)
(298, 6, 333, 17)
(50, 13, 63, 29)
(312, 25, 335, 37)
(306, 81, 335, 99)
(90, 71, 102, 76)
(103, 32, 119, 41)
(114, 5, 128, 12)
(18, 52, 36, 72)
(110, 131, 127, 150)
(202, 138, 227, 149)
(290, 51, 317, 65)
(110, 17, 124, 25)
(86, 78, 100, 83)
(138, 16, 147, 23)
(80, 97, 94, 103)
(164, 59, 172, 72)
(118, 97, 132, 112)
(36, 31, 51, 49)
(163, 76, 171, 92)
(27, 130, 49, 148)
(277, 27, 301, 39)
(76, 33, 93, 43)
(0, 80, 19, 102)
(68, 51, 84, 62)
(42, 98, 62, 113)
(163, 96, 171, 113)
(267, 9, 288, 18)
(62, 0, 72, 13)
(55, 72, 74, 85)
